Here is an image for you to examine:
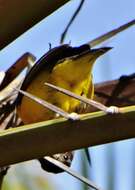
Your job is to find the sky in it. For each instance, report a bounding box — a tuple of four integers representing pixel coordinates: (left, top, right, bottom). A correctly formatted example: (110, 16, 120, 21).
(0, 0, 135, 190)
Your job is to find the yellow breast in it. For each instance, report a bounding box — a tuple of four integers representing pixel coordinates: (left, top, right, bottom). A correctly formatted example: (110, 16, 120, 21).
(17, 47, 109, 124)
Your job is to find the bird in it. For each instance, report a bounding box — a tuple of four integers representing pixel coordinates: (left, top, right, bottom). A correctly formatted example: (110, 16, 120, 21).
(17, 44, 110, 123)
(16, 43, 111, 173)
(16, 19, 135, 173)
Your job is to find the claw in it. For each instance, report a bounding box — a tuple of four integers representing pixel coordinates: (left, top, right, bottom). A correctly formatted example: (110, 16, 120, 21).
(106, 106, 120, 114)
(68, 112, 80, 120)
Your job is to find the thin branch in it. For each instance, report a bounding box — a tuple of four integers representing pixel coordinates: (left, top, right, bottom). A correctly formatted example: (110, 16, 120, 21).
(105, 73, 135, 106)
(45, 156, 101, 190)
(88, 19, 135, 48)
(0, 77, 21, 102)
(14, 88, 80, 120)
(0, 53, 36, 91)
(94, 76, 135, 108)
(60, 0, 85, 44)
(44, 82, 120, 113)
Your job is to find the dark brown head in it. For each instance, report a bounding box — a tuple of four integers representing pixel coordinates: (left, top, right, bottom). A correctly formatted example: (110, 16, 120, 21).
(38, 152, 74, 174)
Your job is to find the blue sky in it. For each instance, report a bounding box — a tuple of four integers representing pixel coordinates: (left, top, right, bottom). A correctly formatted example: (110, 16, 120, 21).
(1, 0, 135, 190)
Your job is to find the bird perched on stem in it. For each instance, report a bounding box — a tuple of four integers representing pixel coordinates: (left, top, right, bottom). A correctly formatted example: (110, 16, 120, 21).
(16, 44, 110, 172)
(16, 19, 135, 173)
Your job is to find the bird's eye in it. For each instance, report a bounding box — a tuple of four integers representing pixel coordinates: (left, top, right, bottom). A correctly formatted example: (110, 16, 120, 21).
(63, 155, 68, 160)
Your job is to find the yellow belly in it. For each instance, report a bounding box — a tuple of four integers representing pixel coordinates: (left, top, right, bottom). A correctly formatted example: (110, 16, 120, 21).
(17, 51, 95, 124)
(18, 71, 93, 124)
